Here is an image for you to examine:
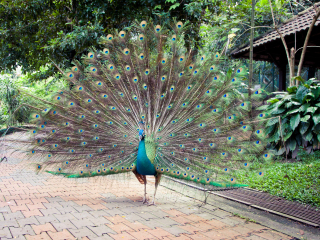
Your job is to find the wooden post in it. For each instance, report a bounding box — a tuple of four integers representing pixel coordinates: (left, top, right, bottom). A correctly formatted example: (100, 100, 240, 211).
(278, 64, 287, 91)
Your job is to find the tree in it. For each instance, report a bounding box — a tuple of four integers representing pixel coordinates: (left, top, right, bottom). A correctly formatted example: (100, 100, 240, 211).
(0, 0, 218, 81)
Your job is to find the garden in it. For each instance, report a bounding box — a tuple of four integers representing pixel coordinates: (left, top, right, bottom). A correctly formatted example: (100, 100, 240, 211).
(1, 0, 320, 211)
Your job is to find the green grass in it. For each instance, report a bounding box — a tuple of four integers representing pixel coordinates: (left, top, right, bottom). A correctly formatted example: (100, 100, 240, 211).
(234, 149, 320, 208)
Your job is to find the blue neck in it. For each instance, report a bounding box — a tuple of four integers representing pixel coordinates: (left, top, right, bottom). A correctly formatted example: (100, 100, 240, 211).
(136, 139, 156, 175)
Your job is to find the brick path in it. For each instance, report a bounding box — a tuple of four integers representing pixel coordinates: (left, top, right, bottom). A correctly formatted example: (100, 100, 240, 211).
(0, 150, 294, 239)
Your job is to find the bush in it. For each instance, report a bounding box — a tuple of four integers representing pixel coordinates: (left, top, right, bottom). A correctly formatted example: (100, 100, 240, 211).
(261, 78, 320, 158)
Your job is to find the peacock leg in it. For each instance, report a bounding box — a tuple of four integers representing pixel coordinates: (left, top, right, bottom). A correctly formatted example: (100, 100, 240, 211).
(149, 173, 162, 206)
(142, 175, 148, 204)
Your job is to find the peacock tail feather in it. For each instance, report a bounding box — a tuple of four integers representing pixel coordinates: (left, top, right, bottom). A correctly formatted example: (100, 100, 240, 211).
(9, 20, 271, 187)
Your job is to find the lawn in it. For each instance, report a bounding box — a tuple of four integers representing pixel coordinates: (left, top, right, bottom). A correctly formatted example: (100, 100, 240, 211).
(235, 149, 320, 208)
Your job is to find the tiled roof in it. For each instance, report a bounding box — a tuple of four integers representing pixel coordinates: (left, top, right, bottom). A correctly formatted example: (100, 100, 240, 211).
(231, 3, 320, 55)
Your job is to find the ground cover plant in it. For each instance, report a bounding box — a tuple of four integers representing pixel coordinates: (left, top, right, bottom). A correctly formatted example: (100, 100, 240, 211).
(234, 148, 320, 208)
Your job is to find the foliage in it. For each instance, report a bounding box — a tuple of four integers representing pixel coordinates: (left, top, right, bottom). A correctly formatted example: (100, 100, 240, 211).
(0, 0, 218, 82)
(0, 69, 67, 128)
(235, 148, 320, 208)
(0, 74, 28, 127)
(261, 78, 320, 158)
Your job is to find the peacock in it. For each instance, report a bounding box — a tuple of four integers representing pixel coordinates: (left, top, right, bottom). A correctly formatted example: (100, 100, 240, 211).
(5, 20, 271, 205)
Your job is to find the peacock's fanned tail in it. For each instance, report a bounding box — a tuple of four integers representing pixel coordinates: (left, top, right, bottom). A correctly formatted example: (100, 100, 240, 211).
(11, 20, 270, 187)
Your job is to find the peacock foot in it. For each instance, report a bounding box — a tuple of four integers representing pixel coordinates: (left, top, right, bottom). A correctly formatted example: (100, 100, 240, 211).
(147, 200, 156, 206)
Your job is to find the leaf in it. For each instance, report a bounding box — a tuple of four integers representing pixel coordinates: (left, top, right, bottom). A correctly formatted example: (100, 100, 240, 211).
(299, 122, 309, 135)
(266, 118, 279, 126)
(267, 98, 279, 104)
(276, 147, 286, 155)
(283, 131, 293, 141)
(296, 86, 309, 103)
(285, 109, 300, 116)
(169, 3, 180, 11)
(290, 113, 300, 131)
(312, 114, 320, 125)
(305, 131, 313, 142)
(287, 138, 296, 151)
(298, 103, 310, 112)
(154, 5, 161, 10)
(292, 76, 305, 84)
(256, 105, 268, 110)
(287, 86, 297, 94)
(270, 107, 285, 115)
(301, 115, 310, 122)
(306, 107, 318, 114)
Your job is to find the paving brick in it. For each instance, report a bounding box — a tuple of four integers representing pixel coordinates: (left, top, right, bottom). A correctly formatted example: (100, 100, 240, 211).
(205, 219, 228, 229)
(90, 216, 113, 226)
(87, 204, 107, 210)
(109, 232, 136, 240)
(0, 227, 12, 238)
(0, 206, 12, 213)
(189, 221, 214, 232)
(35, 215, 59, 225)
(70, 218, 96, 228)
(25, 232, 52, 240)
(22, 209, 44, 218)
(58, 201, 79, 208)
(9, 204, 29, 212)
(88, 234, 114, 240)
(232, 225, 254, 236)
(135, 211, 159, 221)
(178, 224, 201, 234)
(88, 225, 117, 236)
(129, 229, 156, 239)
(48, 229, 76, 240)
(244, 222, 269, 231)
(122, 213, 145, 222)
(31, 223, 57, 235)
(169, 216, 192, 225)
(45, 197, 64, 203)
(162, 209, 185, 217)
(26, 203, 46, 211)
(16, 199, 33, 206)
(218, 228, 243, 239)
(73, 205, 94, 212)
(72, 211, 93, 220)
(10, 225, 35, 238)
(108, 223, 135, 234)
(31, 198, 49, 205)
(147, 227, 175, 238)
(211, 209, 232, 219)
(17, 216, 40, 227)
(104, 208, 126, 216)
(167, 234, 192, 240)
(69, 227, 98, 239)
(254, 230, 291, 240)
(55, 206, 79, 214)
(152, 218, 181, 228)
(0, 220, 19, 229)
(194, 212, 219, 221)
(105, 215, 131, 224)
(39, 207, 61, 216)
(4, 211, 25, 221)
(89, 210, 111, 218)
(186, 232, 212, 240)
(53, 213, 77, 222)
(163, 226, 188, 237)
(51, 220, 77, 231)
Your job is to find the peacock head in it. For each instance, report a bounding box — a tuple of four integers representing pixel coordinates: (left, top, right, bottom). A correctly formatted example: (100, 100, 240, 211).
(139, 121, 145, 141)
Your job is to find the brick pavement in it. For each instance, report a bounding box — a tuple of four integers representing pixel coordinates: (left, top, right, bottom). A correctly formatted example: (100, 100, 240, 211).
(0, 148, 294, 240)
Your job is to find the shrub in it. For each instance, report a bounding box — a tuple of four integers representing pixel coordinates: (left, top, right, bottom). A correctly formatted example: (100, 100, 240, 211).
(261, 77, 320, 158)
